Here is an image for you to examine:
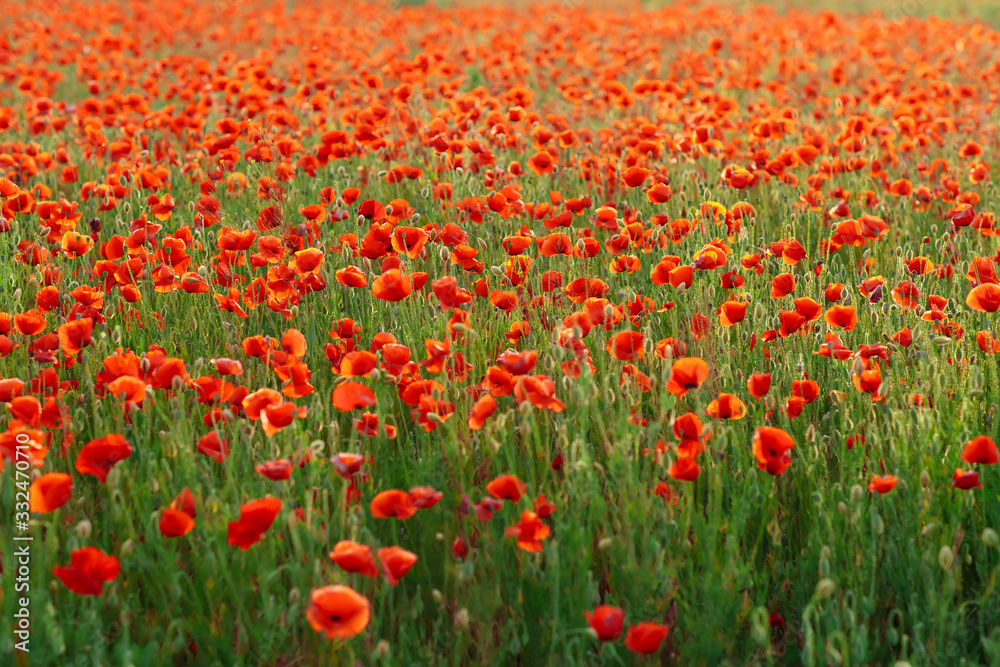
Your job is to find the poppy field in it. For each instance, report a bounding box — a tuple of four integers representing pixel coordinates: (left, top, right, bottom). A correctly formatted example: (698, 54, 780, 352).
(3, 0, 1000, 664)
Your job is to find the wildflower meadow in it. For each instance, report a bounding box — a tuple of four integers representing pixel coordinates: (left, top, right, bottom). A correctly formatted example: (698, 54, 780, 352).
(2, 0, 1000, 664)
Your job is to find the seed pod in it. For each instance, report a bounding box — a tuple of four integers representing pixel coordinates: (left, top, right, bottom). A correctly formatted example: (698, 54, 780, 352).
(938, 546, 954, 571)
(814, 578, 836, 600)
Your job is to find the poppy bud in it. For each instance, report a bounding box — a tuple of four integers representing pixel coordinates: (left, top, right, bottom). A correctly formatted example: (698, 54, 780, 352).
(75, 519, 92, 539)
(373, 640, 390, 659)
(814, 578, 836, 600)
(453, 608, 469, 631)
(750, 612, 769, 646)
(120, 539, 135, 558)
(850, 485, 864, 503)
(983, 528, 1000, 549)
(938, 546, 954, 571)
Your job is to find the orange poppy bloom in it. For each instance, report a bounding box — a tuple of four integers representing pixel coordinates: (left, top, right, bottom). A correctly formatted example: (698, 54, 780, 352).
(13, 310, 46, 336)
(717, 300, 747, 327)
(823, 305, 858, 331)
(306, 585, 371, 639)
(468, 394, 498, 430)
(665, 357, 709, 396)
(487, 474, 527, 502)
(770, 273, 795, 298)
(29, 472, 72, 513)
(332, 382, 377, 411)
(378, 545, 418, 586)
(606, 331, 644, 360)
(966, 283, 1000, 313)
(706, 393, 747, 419)
(372, 269, 412, 302)
(370, 489, 417, 519)
(504, 510, 551, 552)
(868, 475, 898, 494)
(329, 540, 380, 578)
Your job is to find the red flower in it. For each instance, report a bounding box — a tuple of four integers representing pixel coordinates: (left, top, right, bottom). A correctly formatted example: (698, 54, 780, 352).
(329, 540, 379, 578)
(29, 472, 72, 513)
(962, 436, 999, 465)
(378, 545, 418, 586)
(625, 622, 669, 653)
(370, 489, 417, 519)
(197, 431, 229, 463)
(752, 426, 795, 476)
(306, 585, 370, 640)
(584, 605, 624, 642)
(75, 434, 132, 483)
(486, 474, 527, 502)
(227, 497, 282, 550)
(504, 511, 551, 553)
(53, 547, 120, 596)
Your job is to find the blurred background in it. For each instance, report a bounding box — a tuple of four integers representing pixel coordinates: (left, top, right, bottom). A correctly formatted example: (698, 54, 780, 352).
(418, 0, 1000, 23)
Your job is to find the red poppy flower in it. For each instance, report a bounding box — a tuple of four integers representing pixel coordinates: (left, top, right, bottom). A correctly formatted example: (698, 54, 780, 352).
(53, 547, 121, 596)
(584, 605, 624, 642)
(306, 585, 370, 639)
(868, 475, 898, 494)
(752, 426, 795, 476)
(29, 472, 72, 513)
(486, 474, 527, 502)
(370, 489, 417, 519)
(962, 436, 999, 465)
(504, 510, 551, 552)
(665, 357, 709, 396)
(332, 382, 378, 411)
(378, 545, 418, 586)
(953, 468, 982, 490)
(227, 497, 282, 550)
(625, 622, 669, 653)
(256, 458, 293, 481)
(706, 393, 747, 419)
(75, 434, 133, 483)
(197, 431, 229, 463)
(329, 540, 379, 578)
